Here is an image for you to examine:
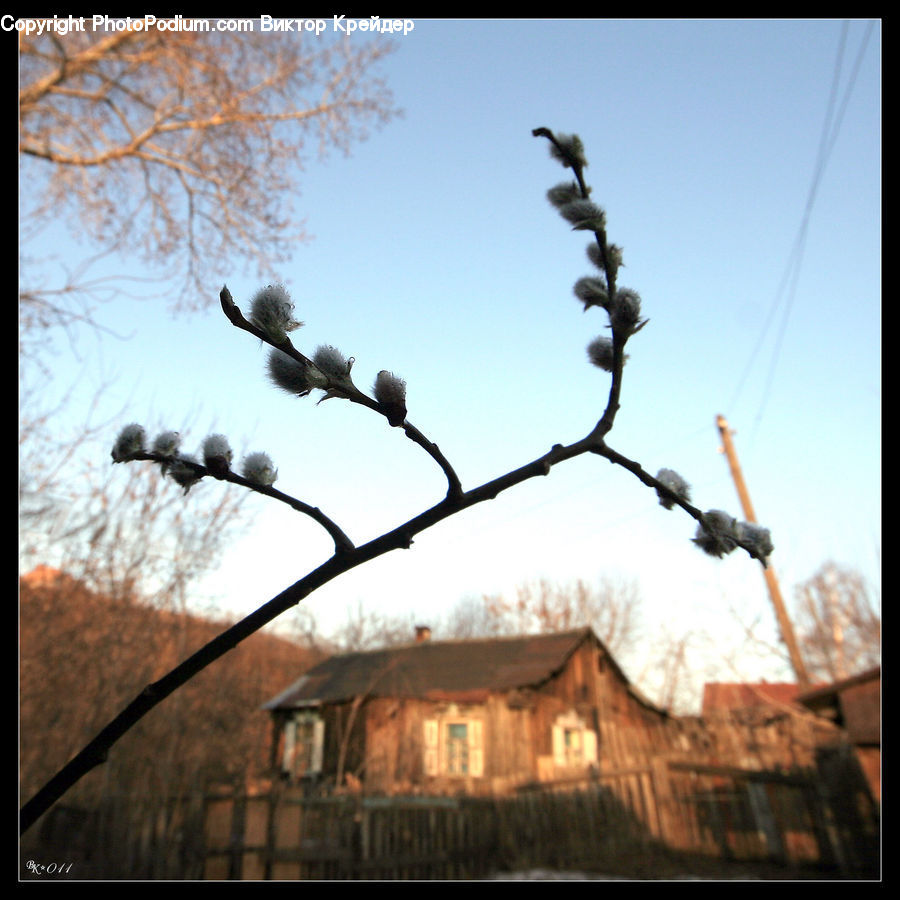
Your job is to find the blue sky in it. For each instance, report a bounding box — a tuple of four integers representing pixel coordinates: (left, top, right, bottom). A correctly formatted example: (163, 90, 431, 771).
(21, 19, 881, 695)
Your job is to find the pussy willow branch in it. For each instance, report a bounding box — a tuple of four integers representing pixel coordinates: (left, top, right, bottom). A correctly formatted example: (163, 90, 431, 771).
(129, 451, 355, 554)
(21, 128, 763, 834)
(20, 428, 761, 834)
(219, 286, 463, 498)
(532, 126, 616, 297)
(14, 432, 587, 833)
(530, 127, 624, 438)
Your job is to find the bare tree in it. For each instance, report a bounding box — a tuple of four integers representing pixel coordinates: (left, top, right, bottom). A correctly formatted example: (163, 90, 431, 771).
(21, 127, 774, 833)
(20, 567, 316, 813)
(330, 600, 417, 652)
(793, 561, 880, 682)
(631, 625, 713, 715)
(442, 577, 642, 659)
(19, 394, 246, 612)
(438, 594, 512, 640)
(18, 22, 398, 342)
(724, 560, 881, 688)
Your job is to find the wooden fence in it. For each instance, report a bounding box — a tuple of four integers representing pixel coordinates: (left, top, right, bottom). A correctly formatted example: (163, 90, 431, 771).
(21, 792, 208, 880)
(199, 760, 879, 880)
(203, 793, 491, 880)
(22, 756, 878, 879)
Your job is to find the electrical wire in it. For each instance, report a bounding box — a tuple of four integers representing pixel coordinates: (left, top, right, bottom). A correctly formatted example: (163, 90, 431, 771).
(725, 21, 875, 441)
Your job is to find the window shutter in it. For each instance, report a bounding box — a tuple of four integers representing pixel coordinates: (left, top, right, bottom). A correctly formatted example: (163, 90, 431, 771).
(423, 719, 439, 776)
(552, 724, 566, 767)
(469, 719, 484, 778)
(282, 719, 297, 774)
(583, 728, 598, 765)
(311, 718, 325, 773)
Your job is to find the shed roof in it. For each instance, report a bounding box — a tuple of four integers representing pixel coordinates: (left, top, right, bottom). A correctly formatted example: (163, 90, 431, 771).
(796, 666, 881, 745)
(794, 666, 880, 706)
(264, 627, 646, 711)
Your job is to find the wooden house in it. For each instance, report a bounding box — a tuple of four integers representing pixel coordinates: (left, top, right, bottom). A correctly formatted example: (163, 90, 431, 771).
(263, 627, 673, 796)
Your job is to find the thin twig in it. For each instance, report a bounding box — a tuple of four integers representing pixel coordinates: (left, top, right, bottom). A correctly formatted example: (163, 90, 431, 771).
(129, 451, 355, 554)
(220, 286, 464, 497)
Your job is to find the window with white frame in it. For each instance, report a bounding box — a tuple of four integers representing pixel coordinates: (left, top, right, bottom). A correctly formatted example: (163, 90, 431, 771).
(282, 710, 324, 779)
(551, 711, 597, 770)
(423, 715, 484, 778)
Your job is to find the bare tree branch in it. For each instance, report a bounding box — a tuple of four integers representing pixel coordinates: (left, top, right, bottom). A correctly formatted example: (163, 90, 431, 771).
(19, 27, 399, 331)
(793, 561, 881, 681)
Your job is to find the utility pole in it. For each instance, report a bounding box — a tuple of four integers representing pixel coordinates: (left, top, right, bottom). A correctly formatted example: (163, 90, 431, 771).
(716, 415, 811, 688)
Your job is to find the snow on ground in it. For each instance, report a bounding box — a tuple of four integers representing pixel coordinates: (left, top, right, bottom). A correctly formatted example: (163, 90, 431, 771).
(492, 869, 761, 881)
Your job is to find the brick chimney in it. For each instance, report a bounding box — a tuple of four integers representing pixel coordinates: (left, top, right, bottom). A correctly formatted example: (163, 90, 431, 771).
(415, 625, 432, 643)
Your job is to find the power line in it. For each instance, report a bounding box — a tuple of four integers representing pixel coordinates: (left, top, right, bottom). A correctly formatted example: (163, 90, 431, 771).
(726, 21, 875, 437)
(728, 21, 847, 419)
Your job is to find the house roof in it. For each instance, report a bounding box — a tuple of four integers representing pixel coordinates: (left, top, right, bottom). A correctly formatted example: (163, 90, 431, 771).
(701, 681, 805, 715)
(264, 627, 651, 711)
(795, 666, 881, 745)
(794, 666, 880, 706)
